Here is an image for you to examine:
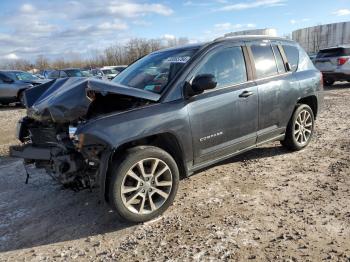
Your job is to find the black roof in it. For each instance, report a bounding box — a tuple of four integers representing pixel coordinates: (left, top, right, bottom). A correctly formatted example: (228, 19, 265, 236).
(213, 35, 294, 43)
(155, 35, 295, 54)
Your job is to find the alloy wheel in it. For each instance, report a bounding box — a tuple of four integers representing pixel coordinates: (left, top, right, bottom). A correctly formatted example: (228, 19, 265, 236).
(121, 158, 173, 215)
(294, 109, 313, 145)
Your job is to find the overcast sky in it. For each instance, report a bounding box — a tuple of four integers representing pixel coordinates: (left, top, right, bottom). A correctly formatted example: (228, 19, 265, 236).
(1, 0, 350, 62)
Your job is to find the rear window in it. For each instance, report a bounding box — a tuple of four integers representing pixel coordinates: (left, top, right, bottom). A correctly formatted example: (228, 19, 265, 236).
(251, 44, 278, 78)
(64, 70, 83, 77)
(283, 45, 299, 72)
(316, 48, 350, 58)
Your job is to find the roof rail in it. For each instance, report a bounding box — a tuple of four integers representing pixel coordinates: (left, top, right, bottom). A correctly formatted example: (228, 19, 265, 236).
(213, 34, 289, 42)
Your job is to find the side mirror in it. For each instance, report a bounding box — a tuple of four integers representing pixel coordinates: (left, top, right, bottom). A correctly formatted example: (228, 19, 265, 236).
(186, 74, 217, 97)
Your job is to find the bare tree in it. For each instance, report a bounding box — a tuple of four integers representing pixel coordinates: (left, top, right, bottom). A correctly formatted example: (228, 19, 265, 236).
(35, 55, 49, 70)
(2, 36, 190, 71)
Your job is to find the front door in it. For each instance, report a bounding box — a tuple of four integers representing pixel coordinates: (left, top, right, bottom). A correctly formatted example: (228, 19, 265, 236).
(186, 44, 258, 165)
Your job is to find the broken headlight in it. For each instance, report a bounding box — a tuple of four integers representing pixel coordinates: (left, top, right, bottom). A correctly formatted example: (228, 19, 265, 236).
(69, 126, 78, 140)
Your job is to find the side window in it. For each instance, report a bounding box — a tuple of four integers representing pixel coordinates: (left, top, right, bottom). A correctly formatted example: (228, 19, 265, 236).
(194, 46, 247, 89)
(298, 46, 315, 71)
(283, 45, 299, 72)
(60, 71, 68, 78)
(48, 71, 59, 79)
(272, 45, 286, 73)
(250, 44, 278, 78)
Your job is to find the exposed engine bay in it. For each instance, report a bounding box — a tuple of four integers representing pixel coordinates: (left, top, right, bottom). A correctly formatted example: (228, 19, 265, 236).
(12, 117, 97, 190)
(10, 77, 157, 190)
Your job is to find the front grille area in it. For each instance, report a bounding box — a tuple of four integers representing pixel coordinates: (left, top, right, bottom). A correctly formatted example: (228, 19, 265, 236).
(29, 127, 57, 145)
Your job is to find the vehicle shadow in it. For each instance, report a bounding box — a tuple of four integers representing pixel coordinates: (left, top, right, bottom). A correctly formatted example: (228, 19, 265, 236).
(0, 145, 289, 253)
(192, 143, 291, 176)
(324, 82, 350, 90)
(0, 104, 23, 111)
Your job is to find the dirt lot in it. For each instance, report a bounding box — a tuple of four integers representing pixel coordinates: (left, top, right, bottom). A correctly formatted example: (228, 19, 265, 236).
(0, 84, 349, 261)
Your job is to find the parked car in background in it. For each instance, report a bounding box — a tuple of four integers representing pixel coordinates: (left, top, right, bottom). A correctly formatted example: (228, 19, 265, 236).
(11, 36, 323, 223)
(315, 45, 350, 86)
(90, 69, 109, 81)
(47, 68, 85, 79)
(0, 70, 48, 106)
(103, 65, 127, 77)
(3, 70, 49, 86)
(39, 69, 54, 79)
(81, 69, 93, 77)
(99, 68, 118, 80)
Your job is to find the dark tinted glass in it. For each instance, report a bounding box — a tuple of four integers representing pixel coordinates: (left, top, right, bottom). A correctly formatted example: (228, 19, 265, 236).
(272, 46, 286, 73)
(283, 45, 299, 72)
(60, 71, 68, 77)
(195, 46, 247, 88)
(316, 48, 350, 58)
(64, 70, 83, 77)
(251, 44, 278, 78)
(48, 71, 59, 79)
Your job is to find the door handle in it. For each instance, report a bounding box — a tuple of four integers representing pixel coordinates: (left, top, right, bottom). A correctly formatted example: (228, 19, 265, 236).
(239, 90, 254, 98)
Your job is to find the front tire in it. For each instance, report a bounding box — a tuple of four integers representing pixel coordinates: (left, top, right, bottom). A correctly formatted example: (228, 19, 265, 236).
(109, 146, 179, 223)
(281, 104, 314, 151)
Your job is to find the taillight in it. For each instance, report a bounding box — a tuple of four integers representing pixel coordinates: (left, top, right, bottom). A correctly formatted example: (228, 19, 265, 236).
(338, 57, 349, 66)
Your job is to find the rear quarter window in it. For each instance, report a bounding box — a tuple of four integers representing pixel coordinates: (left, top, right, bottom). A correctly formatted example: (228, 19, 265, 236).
(298, 46, 316, 71)
(283, 45, 299, 72)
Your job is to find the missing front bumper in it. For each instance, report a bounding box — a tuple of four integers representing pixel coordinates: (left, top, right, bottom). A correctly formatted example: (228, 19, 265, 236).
(10, 144, 52, 161)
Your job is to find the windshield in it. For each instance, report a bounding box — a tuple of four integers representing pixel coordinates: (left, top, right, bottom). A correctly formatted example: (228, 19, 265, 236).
(65, 69, 83, 77)
(112, 48, 198, 93)
(102, 69, 117, 74)
(10, 71, 38, 81)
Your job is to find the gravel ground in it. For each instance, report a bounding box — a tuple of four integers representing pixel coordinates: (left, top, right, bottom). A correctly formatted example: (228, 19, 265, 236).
(0, 83, 349, 261)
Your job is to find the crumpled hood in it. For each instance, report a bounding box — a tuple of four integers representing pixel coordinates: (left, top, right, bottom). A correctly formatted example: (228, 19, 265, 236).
(25, 77, 160, 123)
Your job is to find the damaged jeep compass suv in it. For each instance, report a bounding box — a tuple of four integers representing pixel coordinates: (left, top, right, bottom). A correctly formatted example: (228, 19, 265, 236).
(11, 36, 323, 222)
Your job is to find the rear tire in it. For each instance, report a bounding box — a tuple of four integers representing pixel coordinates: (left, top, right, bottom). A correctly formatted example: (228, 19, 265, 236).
(109, 146, 179, 223)
(324, 79, 335, 86)
(281, 104, 314, 151)
(18, 92, 25, 107)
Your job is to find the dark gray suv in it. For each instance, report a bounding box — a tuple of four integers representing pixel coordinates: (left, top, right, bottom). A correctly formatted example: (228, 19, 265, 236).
(11, 36, 323, 222)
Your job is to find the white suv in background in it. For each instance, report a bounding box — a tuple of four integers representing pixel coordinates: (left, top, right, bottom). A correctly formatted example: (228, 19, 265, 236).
(315, 45, 350, 86)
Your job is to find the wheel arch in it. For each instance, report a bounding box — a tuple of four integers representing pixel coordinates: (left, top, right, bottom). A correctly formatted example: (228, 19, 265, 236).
(104, 132, 188, 202)
(296, 95, 318, 119)
(17, 88, 27, 98)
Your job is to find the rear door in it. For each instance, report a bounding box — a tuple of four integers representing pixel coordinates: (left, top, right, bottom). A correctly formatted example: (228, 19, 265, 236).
(0, 73, 17, 98)
(248, 41, 299, 143)
(187, 43, 258, 165)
